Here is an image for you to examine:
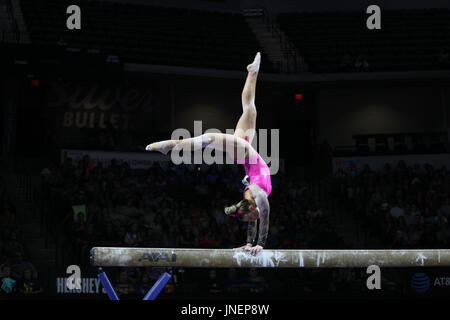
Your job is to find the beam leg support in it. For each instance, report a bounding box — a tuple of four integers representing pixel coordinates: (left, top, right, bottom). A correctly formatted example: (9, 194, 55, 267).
(143, 272, 171, 300)
(98, 268, 119, 300)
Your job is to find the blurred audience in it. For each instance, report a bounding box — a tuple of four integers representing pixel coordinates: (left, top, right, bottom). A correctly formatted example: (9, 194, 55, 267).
(354, 53, 370, 72)
(37, 154, 345, 296)
(336, 161, 450, 248)
(339, 52, 370, 72)
(41, 155, 342, 268)
(34, 154, 450, 296)
(436, 46, 450, 68)
(0, 177, 41, 297)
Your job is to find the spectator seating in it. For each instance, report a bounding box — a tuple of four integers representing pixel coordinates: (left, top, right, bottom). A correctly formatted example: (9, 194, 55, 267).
(278, 9, 450, 73)
(41, 156, 343, 268)
(351, 132, 448, 155)
(20, 0, 274, 72)
(36, 155, 346, 297)
(335, 161, 450, 248)
(0, 176, 42, 296)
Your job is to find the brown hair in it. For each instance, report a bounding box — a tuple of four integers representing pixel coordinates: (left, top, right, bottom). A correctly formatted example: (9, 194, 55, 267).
(224, 199, 254, 218)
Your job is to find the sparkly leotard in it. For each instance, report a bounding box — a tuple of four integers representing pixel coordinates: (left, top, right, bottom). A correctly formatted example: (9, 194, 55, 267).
(242, 152, 272, 197)
(237, 149, 271, 247)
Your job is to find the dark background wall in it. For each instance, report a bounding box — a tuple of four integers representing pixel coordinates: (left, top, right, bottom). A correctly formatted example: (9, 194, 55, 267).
(172, 77, 286, 133)
(13, 74, 293, 155)
(316, 83, 450, 148)
(243, 0, 450, 13)
(11, 71, 450, 160)
(97, 0, 450, 13)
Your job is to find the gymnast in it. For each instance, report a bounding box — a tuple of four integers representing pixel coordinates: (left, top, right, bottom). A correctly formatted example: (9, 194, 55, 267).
(146, 52, 271, 256)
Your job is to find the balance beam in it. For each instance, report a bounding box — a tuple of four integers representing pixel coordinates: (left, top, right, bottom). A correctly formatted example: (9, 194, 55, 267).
(90, 247, 450, 268)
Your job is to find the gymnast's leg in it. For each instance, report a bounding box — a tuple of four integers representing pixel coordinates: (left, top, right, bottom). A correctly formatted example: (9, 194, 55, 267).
(234, 52, 260, 144)
(146, 132, 256, 159)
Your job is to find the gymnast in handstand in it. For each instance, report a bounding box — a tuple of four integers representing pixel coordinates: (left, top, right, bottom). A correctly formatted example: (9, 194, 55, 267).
(146, 52, 271, 256)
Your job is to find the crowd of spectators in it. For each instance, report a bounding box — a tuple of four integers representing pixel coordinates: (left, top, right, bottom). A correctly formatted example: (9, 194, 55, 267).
(13, 154, 450, 297)
(335, 161, 450, 248)
(39, 154, 347, 297)
(339, 52, 370, 72)
(436, 46, 450, 69)
(0, 176, 42, 297)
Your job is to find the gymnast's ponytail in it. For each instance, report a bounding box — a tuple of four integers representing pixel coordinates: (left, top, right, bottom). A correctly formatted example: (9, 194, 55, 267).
(224, 199, 251, 217)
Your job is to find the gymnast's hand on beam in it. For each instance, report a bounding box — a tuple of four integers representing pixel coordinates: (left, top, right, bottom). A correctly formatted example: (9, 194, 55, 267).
(244, 245, 263, 256)
(233, 244, 263, 255)
(233, 244, 253, 251)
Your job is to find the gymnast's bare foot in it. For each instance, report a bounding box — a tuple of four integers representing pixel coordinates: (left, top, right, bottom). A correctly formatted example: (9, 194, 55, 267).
(145, 140, 177, 155)
(247, 52, 261, 74)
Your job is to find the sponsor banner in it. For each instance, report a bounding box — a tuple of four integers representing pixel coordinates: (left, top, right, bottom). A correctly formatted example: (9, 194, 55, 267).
(42, 80, 171, 149)
(55, 265, 106, 295)
(46, 80, 155, 132)
(56, 277, 105, 294)
(61, 149, 169, 169)
(405, 269, 450, 296)
(333, 153, 450, 174)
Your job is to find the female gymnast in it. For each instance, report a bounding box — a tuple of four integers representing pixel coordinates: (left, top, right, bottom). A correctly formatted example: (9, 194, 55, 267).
(146, 52, 271, 256)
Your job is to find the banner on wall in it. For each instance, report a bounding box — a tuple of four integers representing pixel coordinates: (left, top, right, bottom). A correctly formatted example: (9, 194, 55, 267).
(56, 277, 105, 294)
(333, 153, 450, 174)
(42, 79, 172, 150)
(46, 80, 155, 131)
(61, 149, 169, 169)
(402, 268, 450, 297)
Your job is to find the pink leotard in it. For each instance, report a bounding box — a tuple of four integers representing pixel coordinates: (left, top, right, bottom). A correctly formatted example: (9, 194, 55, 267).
(240, 152, 272, 197)
(236, 141, 272, 247)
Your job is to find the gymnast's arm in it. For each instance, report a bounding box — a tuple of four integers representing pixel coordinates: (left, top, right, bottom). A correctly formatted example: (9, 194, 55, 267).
(256, 205, 269, 248)
(246, 220, 257, 245)
(243, 210, 268, 256)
